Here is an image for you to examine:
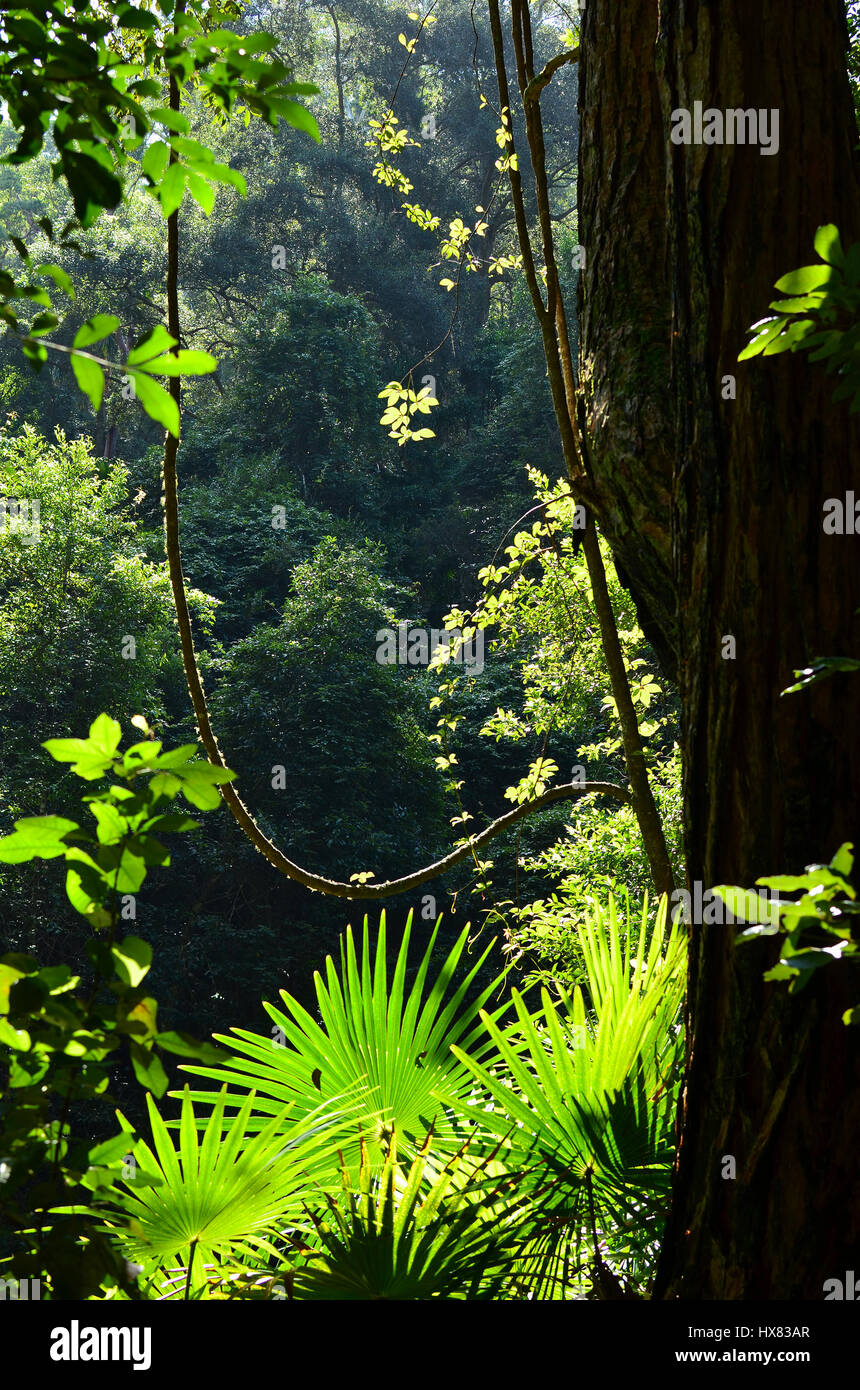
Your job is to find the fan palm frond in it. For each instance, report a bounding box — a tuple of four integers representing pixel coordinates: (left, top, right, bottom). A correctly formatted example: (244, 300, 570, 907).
(449, 893, 686, 1297)
(292, 1129, 527, 1300)
(98, 1086, 351, 1298)
(180, 911, 515, 1176)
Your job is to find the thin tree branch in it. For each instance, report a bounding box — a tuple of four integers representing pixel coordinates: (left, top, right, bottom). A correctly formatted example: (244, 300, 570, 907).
(487, 0, 675, 900)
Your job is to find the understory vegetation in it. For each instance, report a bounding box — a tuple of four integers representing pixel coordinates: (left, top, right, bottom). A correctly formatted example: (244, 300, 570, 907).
(1, 0, 858, 1305)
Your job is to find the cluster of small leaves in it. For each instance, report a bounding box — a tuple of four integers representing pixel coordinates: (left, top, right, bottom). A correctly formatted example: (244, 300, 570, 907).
(367, 109, 419, 161)
(364, 12, 535, 448)
(488, 250, 524, 278)
(427, 471, 681, 924)
(68, 318, 217, 438)
(719, 844, 860, 1025)
(0, 712, 235, 935)
(0, 0, 319, 428)
(428, 677, 463, 782)
(439, 214, 485, 268)
(598, 662, 664, 751)
(0, 713, 230, 1298)
(493, 105, 518, 175)
(433, 204, 494, 289)
(739, 224, 860, 411)
(366, 19, 520, 295)
(366, 106, 420, 195)
(428, 674, 495, 890)
(504, 756, 560, 807)
(402, 202, 441, 231)
(377, 378, 438, 445)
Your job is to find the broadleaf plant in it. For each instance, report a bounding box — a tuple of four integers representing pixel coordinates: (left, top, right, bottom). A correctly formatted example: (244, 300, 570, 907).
(0, 714, 234, 1298)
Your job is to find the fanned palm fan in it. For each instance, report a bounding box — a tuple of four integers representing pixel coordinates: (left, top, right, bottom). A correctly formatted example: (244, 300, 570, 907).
(291, 1129, 527, 1300)
(179, 911, 516, 1177)
(448, 893, 686, 1299)
(97, 1086, 352, 1299)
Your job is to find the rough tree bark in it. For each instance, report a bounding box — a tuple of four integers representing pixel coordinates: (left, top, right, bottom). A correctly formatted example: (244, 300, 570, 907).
(578, 0, 860, 1298)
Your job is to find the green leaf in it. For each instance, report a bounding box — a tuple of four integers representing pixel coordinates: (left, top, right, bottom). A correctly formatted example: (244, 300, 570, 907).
(185, 169, 215, 215)
(269, 97, 321, 141)
(140, 813, 199, 834)
(169, 135, 215, 163)
(130, 1042, 169, 1098)
(123, 996, 158, 1043)
(773, 265, 836, 295)
(176, 762, 236, 811)
(0, 1018, 32, 1050)
(88, 1133, 134, 1167)
(29, 312, 60, 337)
(155, 162, 186, 218)
(89, 713, 122, 756)
(42, 737, 89, 762)
(191, 161, 246, 194)
(116, 5, 159, 29)
(764, 318, 814, 352)
(130, 372, 180, 437)
(62, 150, 123, 227)
(148, 772, 182, 801)
(73, 314, 120, 349)
(0, 816, 79, 863)
(70, 353, 105, 411)
(123, 740, 163, 772)
(155, 1031, 227, 1062)
(127, 325, 177, 364)
(738, 318, 785, 360)
(38, 964, 77, 994)
(65, 849, 114, 926)
(814, 224, 845, 269)
(36, 263, 75, 298)
(105, 1086, 346, 1291)
(755, 872, 818, 891)
(830, 843, 854, 877)
(102, 843, 148, 894)
(147, 107, 191, 134)
(141, 140, 170, 184)
(712, 885, 780, 926)
(9, 1049, 50, 1087)
(781, 656, 860, 695)
(88, 801, 127, 845)
(42, 738, 114, 779)
(112, 937, 153, 989)
(769, 294, 828, 314)
(143, 350, 218, 376)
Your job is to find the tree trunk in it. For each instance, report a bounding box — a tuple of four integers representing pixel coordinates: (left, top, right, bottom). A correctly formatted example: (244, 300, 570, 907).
(578, 0, 860, 1298)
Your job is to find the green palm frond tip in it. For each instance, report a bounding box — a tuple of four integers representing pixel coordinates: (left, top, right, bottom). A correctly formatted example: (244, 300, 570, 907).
(178, 908, 516, 1179)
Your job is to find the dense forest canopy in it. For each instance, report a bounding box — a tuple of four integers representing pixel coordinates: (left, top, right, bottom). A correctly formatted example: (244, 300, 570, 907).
(0, 0, 858, 1333)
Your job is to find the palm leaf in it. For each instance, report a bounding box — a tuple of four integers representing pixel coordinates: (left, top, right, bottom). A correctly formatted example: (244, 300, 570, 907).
(292, 1129, 527, 1300)
(179, 911, 515, 1176)
(97, 1085, 351, 1298)
(448, 893, 686, 1297)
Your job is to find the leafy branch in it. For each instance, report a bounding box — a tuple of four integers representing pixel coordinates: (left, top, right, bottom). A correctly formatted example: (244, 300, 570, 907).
(739, 224, 860, 411)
